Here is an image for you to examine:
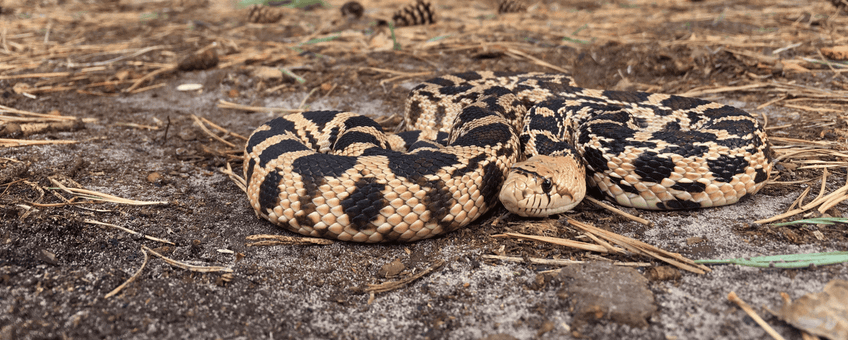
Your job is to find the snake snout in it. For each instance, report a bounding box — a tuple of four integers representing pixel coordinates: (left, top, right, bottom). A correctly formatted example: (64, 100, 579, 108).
(498, 155, 586, 217)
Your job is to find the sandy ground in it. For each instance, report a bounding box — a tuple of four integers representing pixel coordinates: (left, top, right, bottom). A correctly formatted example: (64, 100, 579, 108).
(1, 0, 848, 338)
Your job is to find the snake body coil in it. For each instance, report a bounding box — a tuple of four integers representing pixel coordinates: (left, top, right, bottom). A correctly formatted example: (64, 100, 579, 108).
(244, 72, 772, 242)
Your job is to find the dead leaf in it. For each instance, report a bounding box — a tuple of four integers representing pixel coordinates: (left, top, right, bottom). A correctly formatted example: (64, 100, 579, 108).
(772, 279, 848, 340)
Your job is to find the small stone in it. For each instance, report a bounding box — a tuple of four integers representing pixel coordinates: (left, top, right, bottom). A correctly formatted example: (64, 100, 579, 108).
(378, 258, 405, 278)
(146, 172, 163, 183)
(685, 236, 705, 245)
(536, 320, 555, 337)
(39, 249, 59, 266)
(178, 127, 197, 141)
(554, 262, 657, 328)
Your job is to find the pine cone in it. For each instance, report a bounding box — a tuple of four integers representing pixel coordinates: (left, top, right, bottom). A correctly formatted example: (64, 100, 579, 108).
(498, 0, 526, 14)
(392, 0, 436, 27)
(340, 1, 364, 19)
(247, 5, 283, 24)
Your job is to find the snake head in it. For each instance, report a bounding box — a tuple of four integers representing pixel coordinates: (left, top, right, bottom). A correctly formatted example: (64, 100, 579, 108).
(498, 155, 586, 217)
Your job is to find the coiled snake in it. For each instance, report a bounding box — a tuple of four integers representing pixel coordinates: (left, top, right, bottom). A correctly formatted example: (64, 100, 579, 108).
(244, 72, 772, 242)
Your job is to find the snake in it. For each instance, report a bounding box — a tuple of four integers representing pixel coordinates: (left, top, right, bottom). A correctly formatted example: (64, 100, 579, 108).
(243, 71, 772, 243)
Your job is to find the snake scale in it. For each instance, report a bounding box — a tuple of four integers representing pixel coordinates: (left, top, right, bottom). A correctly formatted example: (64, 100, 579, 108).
(244, 71, 772, 243)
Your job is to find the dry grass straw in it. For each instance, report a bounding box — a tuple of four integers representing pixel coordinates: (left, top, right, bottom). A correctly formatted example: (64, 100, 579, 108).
(0, 138, 77, 147)
(190, 114, 237, 148)
(220, 162, 247, 194)
(84, 219, 175, 245)
(756, 146, 848, 224)
(494, 217, 709, 274)
(0, 104, 77, 122)
(583, 196, 651, 226)
(142, 245, 233, 273)
(360, 67, 432, 85)
(565, 218, 710, 274)
(756, 168, 848, 224)
(105, 249, 150, 299)
(365, 259, 445, 294)
(245, 234, 334, 246)
(1, 104, 81, 147)
(728, 291, 787, 340)
(217, 100, 304, 114)
(492, 232, 625, 254)
(482, 254, 650, 268)
(48, 177, 169, 206)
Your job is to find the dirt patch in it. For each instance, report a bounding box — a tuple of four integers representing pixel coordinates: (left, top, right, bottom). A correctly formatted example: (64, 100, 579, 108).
(1, 0, 848, 338)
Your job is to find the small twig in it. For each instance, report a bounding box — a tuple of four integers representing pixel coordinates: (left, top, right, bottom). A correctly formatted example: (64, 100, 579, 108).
(68, 45, 169, 68)
(365, 259, 445, 293)
(221, 162, 247, 194)
(756, 94, 787, 110)
(0, 72, 71, 80)
(245, 234, 334, 246)
(482, 254, 650, 267)
(297, 87, 319, 110)
(679, 83, 768, 97)
(217, 99, 304, 114)
(584, 196, 651, 226)
(505, 48, 568, 73)
(142, 246, 233, 273)
(755, 169, 848, 223)
(492, 232, 624, 254)
(727, 291, 786, 340)
(0, 104, 77, 120)
(198, 117, 247, 141)
(48, 177, 169, 206)
(566, 218, 710, 274)
(129, 82, 166, 94)
(0, 139, 78, 147)
(105, 249, 149, 299)
(191, 114, 237, 148)
(161, 116, 171, 145)
(84, 219, 175, 245)
(125, 65, 177, 93)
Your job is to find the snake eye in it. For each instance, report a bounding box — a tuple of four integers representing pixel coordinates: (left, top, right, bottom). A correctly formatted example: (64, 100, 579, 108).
(541, 178, 553, 193)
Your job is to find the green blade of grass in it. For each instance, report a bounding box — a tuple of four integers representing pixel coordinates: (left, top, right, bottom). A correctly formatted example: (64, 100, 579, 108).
(426, 34, 452, 43)
(562, 37, 591, 44)
(279, 67, 306, 84)
(284, 0, 328, 9)
(300, 34, 341, 46)
(695, 251, 848, 269)
(388, 22, 401, 51)
(772, 217, 848, 227)
(237, 0, 266, 8)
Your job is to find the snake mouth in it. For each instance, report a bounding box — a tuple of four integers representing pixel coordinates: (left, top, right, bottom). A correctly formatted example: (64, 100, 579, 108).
(498, 174, 581, 217)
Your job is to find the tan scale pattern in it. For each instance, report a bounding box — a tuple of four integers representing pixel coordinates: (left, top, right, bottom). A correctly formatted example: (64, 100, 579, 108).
(247, 72, 772, 242)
